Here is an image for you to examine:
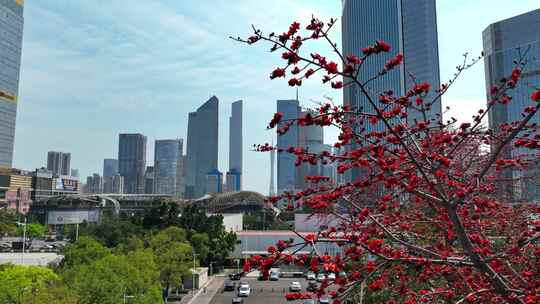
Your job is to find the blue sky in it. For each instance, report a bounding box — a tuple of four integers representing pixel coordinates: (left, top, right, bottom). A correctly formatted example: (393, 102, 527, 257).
(13, 0, 540, 194)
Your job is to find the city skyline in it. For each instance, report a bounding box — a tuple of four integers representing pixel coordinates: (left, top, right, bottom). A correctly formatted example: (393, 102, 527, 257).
(10, 0, 540, 194)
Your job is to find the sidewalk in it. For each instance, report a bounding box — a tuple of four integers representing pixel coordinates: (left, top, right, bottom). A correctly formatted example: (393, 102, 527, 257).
(178, 276, 224, 304)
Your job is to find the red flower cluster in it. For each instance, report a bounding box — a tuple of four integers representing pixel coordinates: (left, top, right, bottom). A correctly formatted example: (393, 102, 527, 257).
(268, 112, 283, 129)
(385, 53, 403, 70)
(362, 40, 391, 55)
(531, 89, 540, 102)
(285, 293, 313, 301)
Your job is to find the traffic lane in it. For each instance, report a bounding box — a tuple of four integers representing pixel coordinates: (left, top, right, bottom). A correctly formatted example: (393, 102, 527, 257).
(210, 277, 311, 304)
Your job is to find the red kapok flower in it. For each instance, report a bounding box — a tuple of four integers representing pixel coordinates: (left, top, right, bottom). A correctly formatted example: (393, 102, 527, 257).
(331, 81, 343, 89)
(531, 89, 540, 102)
(270, 68, 286, 79)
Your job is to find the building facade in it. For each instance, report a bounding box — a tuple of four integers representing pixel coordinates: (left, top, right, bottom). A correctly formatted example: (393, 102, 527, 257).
(185, 96, 219, 198)
(276, 99, 300, 194)
(144, 166, 154, 194)
(228, 100, 243, 190)
(104, 174, 124, 194)
(0, 0, 23, 168)
(483, 9, 540, 203)
(46, 151, 71, 177)
(118, 133, 147, 194)
(225, 169, 241, 192)
(154, 139, 183, 197)
(341, 0, 441, 181)
(85, 173, 103, 194)
(103, 158, 118, 178)
(206, 169, 223, 194)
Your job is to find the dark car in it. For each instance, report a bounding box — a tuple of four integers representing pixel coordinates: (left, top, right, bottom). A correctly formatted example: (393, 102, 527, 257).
(232, 297, 244, 304)
(224, 281, 236, 291)
(229, 272, 243, 280)
(307, 281, 319, 292)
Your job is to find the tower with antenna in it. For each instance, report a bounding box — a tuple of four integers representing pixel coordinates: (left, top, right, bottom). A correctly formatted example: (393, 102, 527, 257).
(269, 139, 276, 196)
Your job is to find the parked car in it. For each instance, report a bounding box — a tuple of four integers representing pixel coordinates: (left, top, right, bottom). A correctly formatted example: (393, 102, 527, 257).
(224, 281, 236, 291)
(316, 273, 326, 282)
(229, 272, 243, 280)
(306, 271, 316, 280)
(289, 281, 302, 292)
(238, 282, 249, 290)
(270, 271, 280, 281)
(338, 271, 347, 279)
(307, 281, 318, 292)
(238, 286, 251, 297)
(232, 298, 244, 304)
(319, 297, 330, 304)
(304, 300, 315, 304)
(327, 272, 336, 281)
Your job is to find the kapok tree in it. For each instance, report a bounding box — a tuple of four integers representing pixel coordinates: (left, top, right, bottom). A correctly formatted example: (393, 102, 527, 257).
(232, 16, 540, 304)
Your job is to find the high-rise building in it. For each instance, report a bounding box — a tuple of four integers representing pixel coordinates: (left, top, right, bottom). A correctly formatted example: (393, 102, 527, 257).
(206, 169, 223, 194)
(297, 110, 325, 190)
(118, 133, 147, 194)
(225, 169, 241, 192)
(70, 169, 79, 179)
(276, 99, 300, 194)
(154, 139, 183, 196)
(0, 0, 23, 168)
(144, 166, 154, 194)
(104, 174, 124, 194)
(483, 9, 540, 202)
(103, 159, 118, 178)
(228, 100, 243, 190)
(47, 151, 71, 177)
(185, 96, 219, 198)
(269, 142, 276, 196)
(85, 173, 103, 194)
(341, 0, 441, 181)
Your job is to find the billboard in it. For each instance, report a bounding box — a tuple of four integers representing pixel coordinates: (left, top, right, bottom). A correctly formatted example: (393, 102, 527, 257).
(47, 210, 100, 225)
(53, 178, 78, 191)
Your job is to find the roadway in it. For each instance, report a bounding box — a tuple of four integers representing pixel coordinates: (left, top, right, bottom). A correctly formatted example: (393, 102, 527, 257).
(209, 277, 315, 304)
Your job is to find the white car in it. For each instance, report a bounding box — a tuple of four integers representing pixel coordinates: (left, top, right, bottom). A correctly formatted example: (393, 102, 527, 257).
(238, 286, 251, 297)
(327, 273, 336, 281)
(289, 281, 302, 292)
(316, 273, 326, 282)
(306, 272, 316, 280)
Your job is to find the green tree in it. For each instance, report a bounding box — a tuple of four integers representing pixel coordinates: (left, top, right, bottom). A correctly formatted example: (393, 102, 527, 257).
(60, 236, 110, 269)
(0, 265, 61, 304)
(69, 253, 163, 304)
(150, 228, 193, 291)
(190, 233, 209, 263)
(17, 223, 46, 239)
(78, 217, 144, 247)
(0, 209, 18, 236)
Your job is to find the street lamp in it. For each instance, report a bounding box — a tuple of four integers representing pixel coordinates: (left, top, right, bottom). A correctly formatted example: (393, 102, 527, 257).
(192, 249, 198, 294)
(16, 217, 27, 265)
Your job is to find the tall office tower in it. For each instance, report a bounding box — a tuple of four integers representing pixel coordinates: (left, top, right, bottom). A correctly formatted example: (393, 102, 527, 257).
(206, 169, 223, 194)
(483, 9, 540, 202)
(276, 99, 300, 194)
(70, 169, 79, 179)
(144, 166, 154, 194)
(104, 174, 124, 194)
(269, 141, 276, 196)
(342, 0, 441, 181)
(47, 151, 71, 177)
(154, 139, 183, 196)
(225, 169, 241, 192)
(297, 110, 325, 190)
(103, 158, 118, 178)
(185, 96, 219, 198)
(85, 173, 103, 194)
(228, 100, 243, 191)
(0, 0, 23, 168)
(118, 133, 147, 194)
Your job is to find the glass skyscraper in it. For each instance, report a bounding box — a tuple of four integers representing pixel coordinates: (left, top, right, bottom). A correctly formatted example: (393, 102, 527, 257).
(103, 158, 118, 178)
(185, 96, 219, 198)
(228, 100, 243, 191)
(483, 9, 540, 202)
(341, 0, 441, 182)
(154, 139, 183, 197)
(276, 99, 300, 194)
(118, 133, 147, 194)
(0, 0, 24, 168)
(342, 0, 441, 125)
(47, 151, 71, 177)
